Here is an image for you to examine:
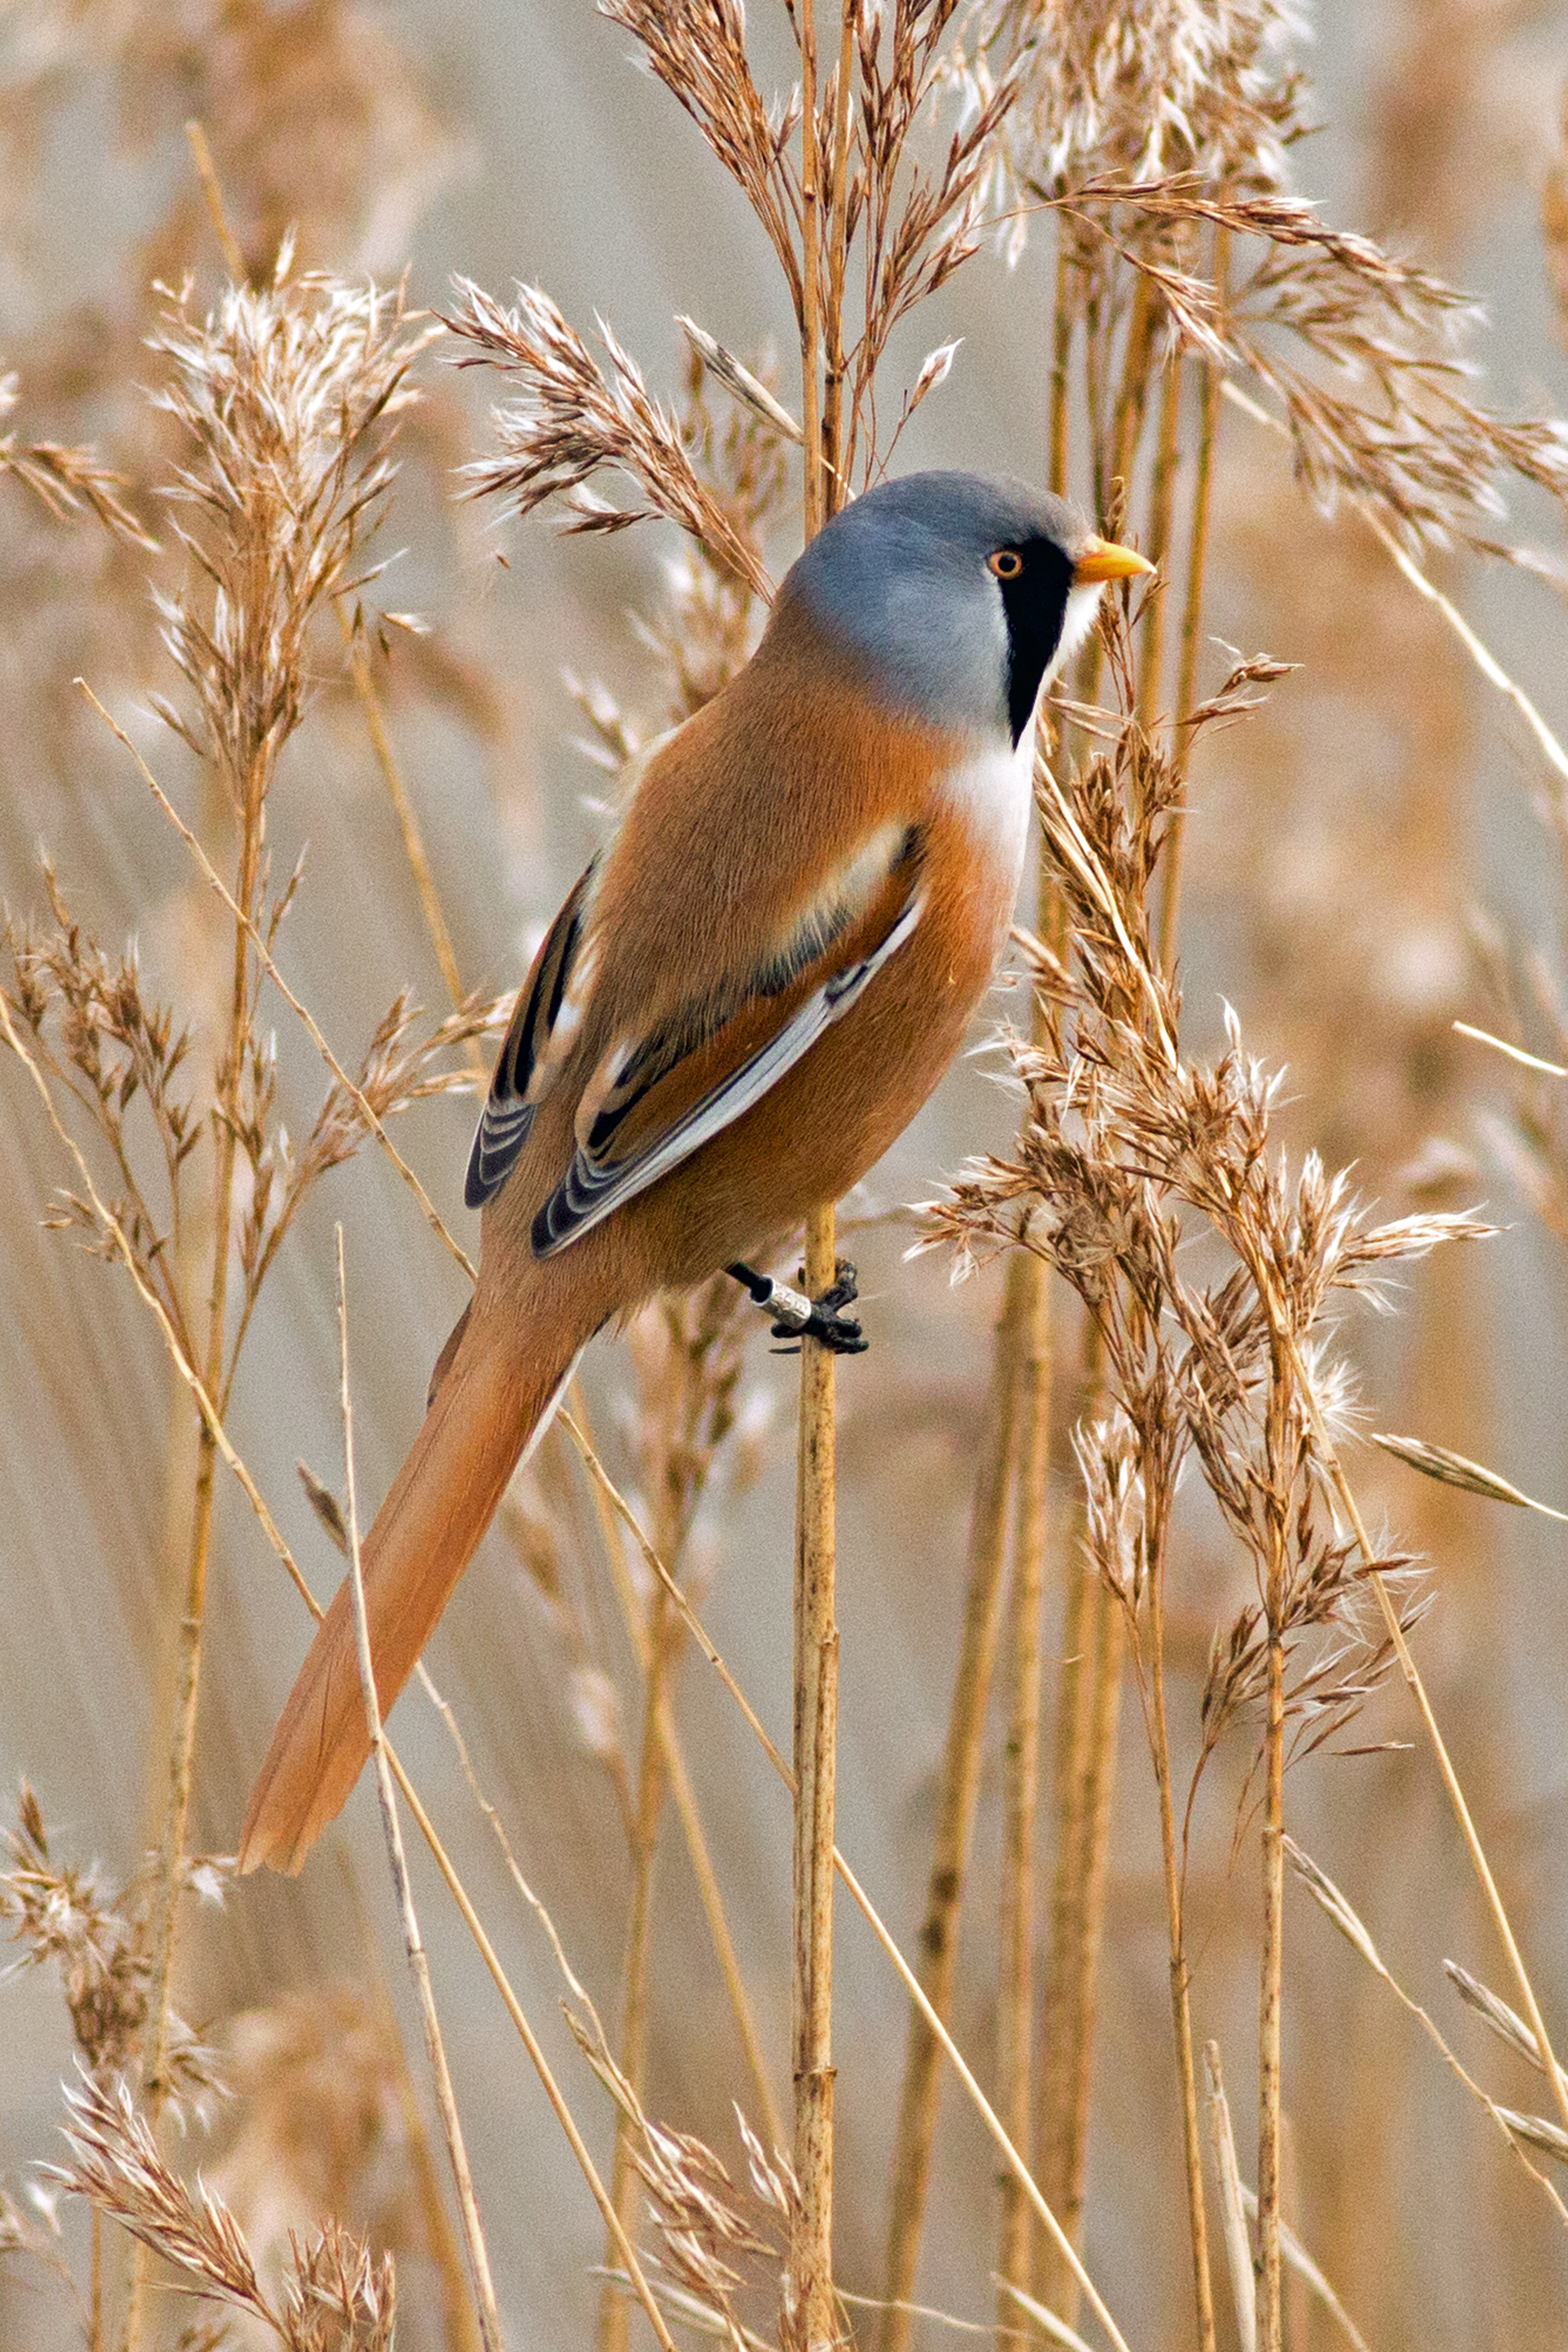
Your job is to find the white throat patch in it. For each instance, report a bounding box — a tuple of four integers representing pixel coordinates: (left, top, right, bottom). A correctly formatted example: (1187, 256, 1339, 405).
(940, 734, 1035, 880)
(1044, 581, 1105, 692)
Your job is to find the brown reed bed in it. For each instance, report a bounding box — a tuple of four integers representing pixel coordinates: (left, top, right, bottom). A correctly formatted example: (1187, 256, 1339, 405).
(1, 1, 1568, 2349)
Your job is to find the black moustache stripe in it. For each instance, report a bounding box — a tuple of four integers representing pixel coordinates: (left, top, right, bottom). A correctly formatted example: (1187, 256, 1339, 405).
(996, 535, 1077, 745)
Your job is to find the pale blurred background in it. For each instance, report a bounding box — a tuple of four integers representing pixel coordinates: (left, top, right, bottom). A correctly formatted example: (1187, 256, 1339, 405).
(2, 0, 1568, 2344)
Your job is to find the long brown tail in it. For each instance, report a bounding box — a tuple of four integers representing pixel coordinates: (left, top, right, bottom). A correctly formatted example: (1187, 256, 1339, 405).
(239, 1305, 582, 1875)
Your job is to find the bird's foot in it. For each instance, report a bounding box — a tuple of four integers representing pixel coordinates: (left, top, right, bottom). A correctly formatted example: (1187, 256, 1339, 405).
(726, 1259, 868, 1356)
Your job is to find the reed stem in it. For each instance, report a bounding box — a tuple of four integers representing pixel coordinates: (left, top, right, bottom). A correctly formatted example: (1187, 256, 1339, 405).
(1146, 1537, 1218, 2352)
(792, 1200, 842, 2352)
(1136, 353, 1183, 730)
(1048, 239, 1073, 499)
(598, 1579, 675, 2352)
(790, 11, 850, 2330)
(129, 657, 272, 2351)
(1157, 231, 1227, 971)
(1035, 1324, 1122, 2323)
(586, 1431, 784, 2147)
(338, 600, 469, 1017)
(1257, 1629, 1286, 2352)
(1203, 2044, 1257, 2352)
(996, 1255, 1051, 2320)
(877, 1254, 1029, 2352)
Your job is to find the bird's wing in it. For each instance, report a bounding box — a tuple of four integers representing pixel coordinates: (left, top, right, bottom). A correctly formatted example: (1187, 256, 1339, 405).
(531, 817, 926, 1256)
(465, 862, 598, 1210)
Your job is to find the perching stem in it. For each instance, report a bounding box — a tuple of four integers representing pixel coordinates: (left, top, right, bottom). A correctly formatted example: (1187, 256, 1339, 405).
(792, 1200, 842, 2352)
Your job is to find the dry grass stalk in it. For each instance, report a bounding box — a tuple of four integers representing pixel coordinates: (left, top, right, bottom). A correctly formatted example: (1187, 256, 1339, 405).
(1231, 2186, 1373, 2352)
(1219, 376, 1568, 810)
(1446, 1959, 1568, 2093)
(384, 1687, 683, 2352)
(1371, 1431, 1568, 1521)
(1284, 1838, 1568, 2228)
(209, 1972, 478, 2352)
(585, 1400, 785, 2152)
(78, 679, 489, 1286)
(603, 1482, 702, 2332)
(790, 1193, 841, 2352)
(381, 1646, 785, 2352)
(1131, 1422, 1216, 2352)
(788, 2, 851, 2327)
(0, 368, 156, 548)
(337, 594, 471, 1019)
(1200, 2043, 1256, 2352)
(1035, 1485, 1125, 2330)
(334, 1227, 502, 2352)
(995, 2282, 1096, 2352)
(1286, 1387, 1568, 2158)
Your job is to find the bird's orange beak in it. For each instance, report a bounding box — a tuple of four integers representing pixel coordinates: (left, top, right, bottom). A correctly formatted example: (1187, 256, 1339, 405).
(1073, 535, 1156, 585)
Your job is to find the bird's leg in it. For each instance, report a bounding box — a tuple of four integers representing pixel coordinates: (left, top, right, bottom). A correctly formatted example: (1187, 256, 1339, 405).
(726, 1259, 868, 1356)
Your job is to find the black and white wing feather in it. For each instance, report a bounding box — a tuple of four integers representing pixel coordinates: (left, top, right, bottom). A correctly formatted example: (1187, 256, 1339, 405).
(464, 864, 595, 1210)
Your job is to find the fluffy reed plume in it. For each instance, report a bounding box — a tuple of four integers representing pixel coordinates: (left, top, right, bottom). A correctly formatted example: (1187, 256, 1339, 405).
(0, 0, 450, 284)
(57, 2074, 395, 2352)
(987, 0, 1302, 192)
(444, 281, 770, 595)
(1, 881, 488, 1365)
(0, 1785, 222, 2101)
(0, 0, 458, 790)
(147, 257, 436, 782)
(1059, 176, 1568, 558)
(450, 3, 1020, 512)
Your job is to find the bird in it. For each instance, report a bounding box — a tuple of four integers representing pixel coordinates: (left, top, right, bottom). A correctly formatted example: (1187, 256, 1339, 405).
(239, 469, 1152, 1874)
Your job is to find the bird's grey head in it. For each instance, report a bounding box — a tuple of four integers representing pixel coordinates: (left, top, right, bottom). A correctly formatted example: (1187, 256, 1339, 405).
(780, 470, 1147, 745)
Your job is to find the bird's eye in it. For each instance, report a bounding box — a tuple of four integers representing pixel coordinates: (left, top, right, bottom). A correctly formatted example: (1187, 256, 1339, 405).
(987, 548, 1024, 580)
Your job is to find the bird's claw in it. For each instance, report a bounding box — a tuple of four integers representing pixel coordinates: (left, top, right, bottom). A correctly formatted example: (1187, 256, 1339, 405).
(769, 1259, 867, 1356)
(727, 1257, 869, 1355)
